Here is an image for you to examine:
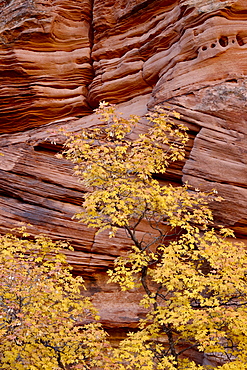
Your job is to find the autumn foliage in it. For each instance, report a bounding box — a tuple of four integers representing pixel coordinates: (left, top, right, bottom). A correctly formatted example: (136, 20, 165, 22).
(0, 231, 113, 370)
(62, 102, 247, 370)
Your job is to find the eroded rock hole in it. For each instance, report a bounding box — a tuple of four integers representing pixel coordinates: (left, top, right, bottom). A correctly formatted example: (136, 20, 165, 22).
(202, 46, 207, 51)
(219, 36, 228, 47)
(211, 43, 216, 48)
(236, 34, 245, 46)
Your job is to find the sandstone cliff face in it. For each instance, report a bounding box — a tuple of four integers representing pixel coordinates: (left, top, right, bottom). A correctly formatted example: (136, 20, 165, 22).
(0, 0, 93, 132)
(0, 0, 247, 332)
(89, 0, 247, 234)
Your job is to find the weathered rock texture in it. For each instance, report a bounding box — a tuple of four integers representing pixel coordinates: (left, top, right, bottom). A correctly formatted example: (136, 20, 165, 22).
(0, 0, 247, 335)
(0, 0, 93, 132)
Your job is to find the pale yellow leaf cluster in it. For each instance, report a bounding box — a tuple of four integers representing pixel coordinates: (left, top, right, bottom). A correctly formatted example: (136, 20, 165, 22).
(0, 231, 115, 370)
(62, 103, 247, 369)
(62, 102, 189, 234)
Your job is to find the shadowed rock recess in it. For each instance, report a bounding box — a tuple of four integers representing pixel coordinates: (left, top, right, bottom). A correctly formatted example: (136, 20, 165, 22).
(0, 0, 247, 336)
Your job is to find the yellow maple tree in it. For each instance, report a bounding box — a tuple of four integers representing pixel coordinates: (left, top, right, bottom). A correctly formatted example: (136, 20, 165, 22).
(62, 102, 247, 369)
(0, 230, 115, 370)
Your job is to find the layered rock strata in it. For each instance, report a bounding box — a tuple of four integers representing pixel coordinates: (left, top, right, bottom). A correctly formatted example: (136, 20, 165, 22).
(88, 0, 247, 234)
(0, 0, 247, 333)
(0, 0, 93, 132)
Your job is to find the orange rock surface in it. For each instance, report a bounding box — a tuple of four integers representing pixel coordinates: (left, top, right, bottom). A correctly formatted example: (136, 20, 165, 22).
(0, 0, 93, 132)
(0, 0, 247, 347)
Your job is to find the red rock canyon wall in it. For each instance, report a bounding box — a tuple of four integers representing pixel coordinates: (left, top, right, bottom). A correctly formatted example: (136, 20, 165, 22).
(0, 0, 247, 333)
